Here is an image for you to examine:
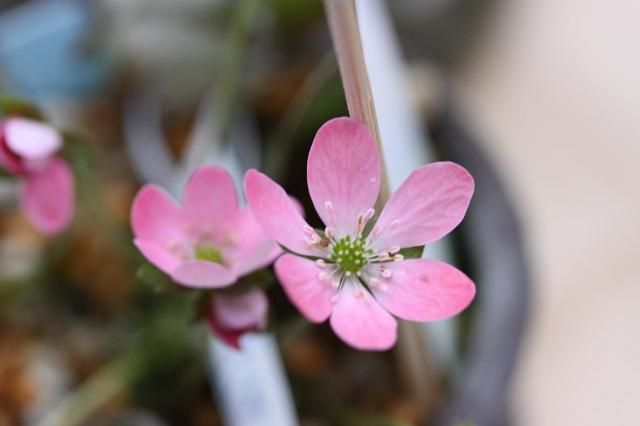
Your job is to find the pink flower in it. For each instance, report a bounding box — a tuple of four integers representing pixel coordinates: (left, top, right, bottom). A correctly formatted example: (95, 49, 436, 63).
(245, 117, 476, 351)
(205, 289, 269, 349)
(131, 166, 282, 288)
(0, 117, 75, 235)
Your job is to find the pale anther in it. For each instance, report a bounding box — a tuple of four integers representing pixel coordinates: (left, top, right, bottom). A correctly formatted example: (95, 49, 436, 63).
(324, 227, 334, 239)
(365, 208, 375, 220)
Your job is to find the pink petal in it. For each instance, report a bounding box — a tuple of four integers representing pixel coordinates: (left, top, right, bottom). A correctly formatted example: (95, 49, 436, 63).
(205, 320, 249, 350)
(370, 162, 474, 250)
(171, 260, 236, 288)
(20, 157, 74, 235)
(307, 117, 381, 236)
(133, 238, 183, 275)
(0, 122, 23, 174)
(244, 169, 320, 257)
(4, 118, 62, 161)
(274, 254, 336, 323)
(212, 289, 268, 330)
(329, 280, 397, 351)
(371, 259, 475, 322)
(227, 208, 282, 277)
(131, 184, 182, 243)
(181, 166, 239, 241)
(206, 290, 268, 349)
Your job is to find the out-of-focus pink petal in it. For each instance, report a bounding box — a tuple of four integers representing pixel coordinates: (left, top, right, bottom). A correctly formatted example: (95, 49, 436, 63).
(274, 254, 335, 323)
(213, 289, 268, 330)
(0, 124, 23, 174)
(171, 260, 236, 288)
(370, 162, 474, 250)
(181, 166, 239, 241)
(228, 208, 282, 276)
(131, 184, 182, 243)
(206, 319, 248, 350)
(245, 169, 320, 256)
(206, 290, 268, 349)
(329, 280, 397, 351)
(20, 157, 74, 235)
(4, 118, 62, 160)
(134, 239, 183, 275)
(307, 117, 381, 236)
(371, 259, 475, 321)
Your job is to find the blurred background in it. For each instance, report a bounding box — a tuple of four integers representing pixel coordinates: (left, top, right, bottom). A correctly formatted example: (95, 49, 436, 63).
(0, 0, 638, 425)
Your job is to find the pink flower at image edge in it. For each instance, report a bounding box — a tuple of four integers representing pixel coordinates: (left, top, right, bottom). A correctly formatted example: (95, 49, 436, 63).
(0, 117, 74, 235)
(245, 117, 476, 351)
(131, 166, 281, 348)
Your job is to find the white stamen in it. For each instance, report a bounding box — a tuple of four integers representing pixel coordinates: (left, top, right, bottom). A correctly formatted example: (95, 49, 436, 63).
(345, 271, 352, 277)
(356, 271, 362, 277)
(316, 259, 326, 267)
(389, 245, 401, 254)
(365, 208, 375, 220)
(303, 225, 314, 235)
(381, 268, 392, 279)
(393, 254, 404, 261)
(324, 227, 334, 239)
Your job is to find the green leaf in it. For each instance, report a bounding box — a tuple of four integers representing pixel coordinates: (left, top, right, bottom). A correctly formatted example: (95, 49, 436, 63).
(219, 268, 275, 295)
(136, 262, 181, 293)
(399, 245, 424, 259)
(0, 96, 43, 119)
(60, 132, 94, 176)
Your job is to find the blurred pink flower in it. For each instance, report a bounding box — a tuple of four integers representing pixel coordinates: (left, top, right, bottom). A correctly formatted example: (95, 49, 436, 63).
(0, 117, 74, 235)
(131, 166, 282, 289)
(205, 289, 269, 349)
(245, 117, 476, 351)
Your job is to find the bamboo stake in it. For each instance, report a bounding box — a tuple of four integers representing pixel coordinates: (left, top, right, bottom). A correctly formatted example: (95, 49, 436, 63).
(323, 0, 438, 419)
(323, 0, 390, 207)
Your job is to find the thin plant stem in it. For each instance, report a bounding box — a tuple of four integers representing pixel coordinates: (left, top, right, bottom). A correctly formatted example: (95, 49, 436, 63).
(322, 0, 438, 416)
(323, 0, 390, 208)
(263, 52, 338, 180)
(216, 0, 261, 142)
(37, 350, 138, 426)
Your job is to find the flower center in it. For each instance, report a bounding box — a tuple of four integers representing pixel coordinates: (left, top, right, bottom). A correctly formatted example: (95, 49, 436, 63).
(329, 236, 373, 273)
(194, 244, 224, 264)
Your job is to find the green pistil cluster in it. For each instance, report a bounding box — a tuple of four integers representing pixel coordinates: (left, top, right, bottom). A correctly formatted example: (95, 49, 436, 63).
(330, 235, 372, 273)
(195, 244, 224, 264)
